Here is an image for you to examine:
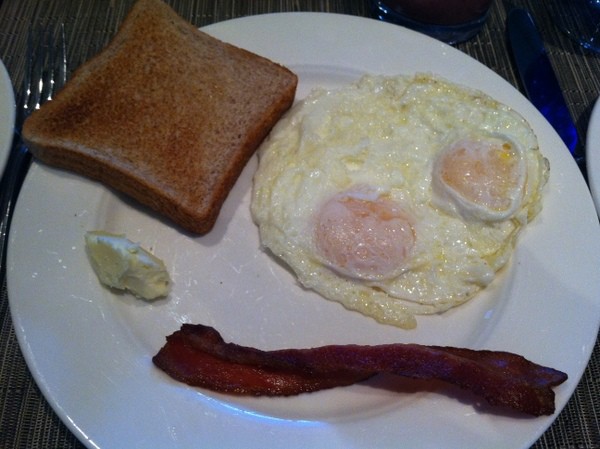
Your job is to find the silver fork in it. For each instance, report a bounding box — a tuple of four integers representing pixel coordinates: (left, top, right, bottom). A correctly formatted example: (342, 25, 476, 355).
(0, 24, 67, 273)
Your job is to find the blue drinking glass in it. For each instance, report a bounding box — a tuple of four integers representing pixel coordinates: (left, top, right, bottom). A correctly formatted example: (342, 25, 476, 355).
(549, 0, 600, 53)
(369, 0, 493, 44)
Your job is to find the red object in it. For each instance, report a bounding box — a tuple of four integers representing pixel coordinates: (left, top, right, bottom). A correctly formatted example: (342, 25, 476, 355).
(153, 323, 567, 416)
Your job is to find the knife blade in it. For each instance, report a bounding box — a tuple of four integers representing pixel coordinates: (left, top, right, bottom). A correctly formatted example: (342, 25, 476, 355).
(506, 8, 585, 173)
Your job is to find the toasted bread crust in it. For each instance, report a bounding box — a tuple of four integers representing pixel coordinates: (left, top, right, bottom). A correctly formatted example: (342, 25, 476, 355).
(23, 0, 297, 234)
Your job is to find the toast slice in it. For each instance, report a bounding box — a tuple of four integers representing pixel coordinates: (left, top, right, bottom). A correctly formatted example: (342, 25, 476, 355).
(22, 0, 297, 234)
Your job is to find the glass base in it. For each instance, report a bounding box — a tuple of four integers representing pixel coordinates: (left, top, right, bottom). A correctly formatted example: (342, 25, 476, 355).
(369, 0, 489, 45)
(548, 1, 600, 53)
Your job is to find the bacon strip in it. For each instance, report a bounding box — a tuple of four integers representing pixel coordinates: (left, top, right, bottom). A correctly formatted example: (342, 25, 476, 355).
(153, 324, 568, 416)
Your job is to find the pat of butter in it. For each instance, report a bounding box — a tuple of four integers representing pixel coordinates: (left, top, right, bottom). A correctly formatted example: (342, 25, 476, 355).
(84, 231, 171, 300)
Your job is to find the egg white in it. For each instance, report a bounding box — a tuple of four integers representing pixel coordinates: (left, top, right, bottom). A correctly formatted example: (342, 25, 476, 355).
(251, 74, 548, 329)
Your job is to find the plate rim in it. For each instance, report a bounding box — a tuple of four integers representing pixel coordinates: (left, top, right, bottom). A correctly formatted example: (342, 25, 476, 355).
(0, 58, 16, 175)
(586, 96, 600, 213)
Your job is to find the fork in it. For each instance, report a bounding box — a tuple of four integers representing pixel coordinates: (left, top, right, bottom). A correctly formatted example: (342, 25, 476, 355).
(0, 24, 67, 274)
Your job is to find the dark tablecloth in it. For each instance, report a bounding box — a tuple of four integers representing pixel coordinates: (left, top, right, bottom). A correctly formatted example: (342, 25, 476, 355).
(0, 0, 598, 447)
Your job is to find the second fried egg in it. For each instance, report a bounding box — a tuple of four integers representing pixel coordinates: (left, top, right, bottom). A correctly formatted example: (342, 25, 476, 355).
(251, 74, 549, 329)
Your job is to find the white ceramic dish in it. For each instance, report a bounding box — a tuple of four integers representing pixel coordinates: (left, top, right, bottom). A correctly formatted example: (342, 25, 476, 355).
(8, 13, 600, 449)
(0, 58, 15, 175)
(586, 97, 600, 212)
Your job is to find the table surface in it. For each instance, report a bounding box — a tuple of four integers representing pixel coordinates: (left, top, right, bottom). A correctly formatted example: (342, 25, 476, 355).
(0, 0, 599, 448)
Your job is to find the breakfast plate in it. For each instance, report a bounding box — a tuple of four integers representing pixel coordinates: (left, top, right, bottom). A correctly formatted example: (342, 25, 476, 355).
(8, 13, 600, 449)
(586, 96, 600, 213)
(0, 58, 15, 176)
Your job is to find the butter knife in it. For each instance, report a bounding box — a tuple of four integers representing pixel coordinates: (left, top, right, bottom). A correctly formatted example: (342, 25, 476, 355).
(506, 8, 585, 174)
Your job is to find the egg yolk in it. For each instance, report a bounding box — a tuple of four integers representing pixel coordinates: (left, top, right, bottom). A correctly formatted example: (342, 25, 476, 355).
(436, 138, 524, 214)
(314, 192, 415, 281)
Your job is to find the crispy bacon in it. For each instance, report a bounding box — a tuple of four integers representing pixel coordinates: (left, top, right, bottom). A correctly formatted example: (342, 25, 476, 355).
(153, 324, 568, 416)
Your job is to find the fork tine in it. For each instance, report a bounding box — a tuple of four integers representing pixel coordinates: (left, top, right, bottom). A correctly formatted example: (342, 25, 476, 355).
(18, 29, 34, 125)
(13, 23, 67, 136)
(42, 24, 67, 103)
(38, 28, 53, 107)
(26, 25, 45, 114)
(54, 23, 67, 95)
(24, 23, 67, 115)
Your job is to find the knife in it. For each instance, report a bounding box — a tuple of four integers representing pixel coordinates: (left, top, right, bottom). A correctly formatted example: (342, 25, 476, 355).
(506, 8, 585, 174)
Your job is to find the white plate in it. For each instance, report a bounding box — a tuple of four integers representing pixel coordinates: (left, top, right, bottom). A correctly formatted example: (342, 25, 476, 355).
(8, 13, 600, 449)
(0, 58, 15, 175)
(586, 97, 600, 212)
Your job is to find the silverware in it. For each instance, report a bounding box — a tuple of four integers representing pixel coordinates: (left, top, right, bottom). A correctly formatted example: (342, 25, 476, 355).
(506, 8, 586, 175)
(0, 24, 67, 272)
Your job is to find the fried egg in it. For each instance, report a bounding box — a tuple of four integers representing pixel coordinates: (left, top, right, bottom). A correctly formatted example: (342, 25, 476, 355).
(251, 74, 549, 329)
